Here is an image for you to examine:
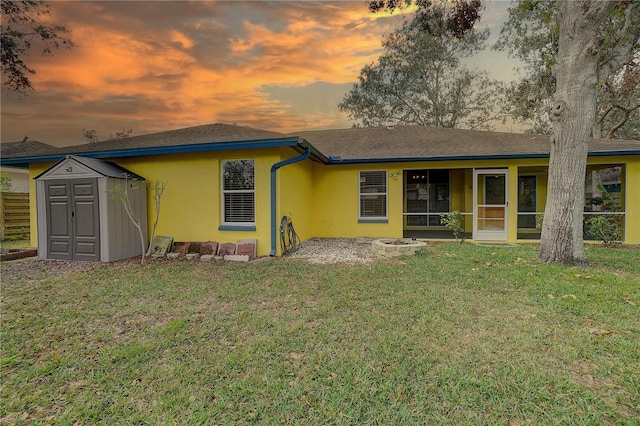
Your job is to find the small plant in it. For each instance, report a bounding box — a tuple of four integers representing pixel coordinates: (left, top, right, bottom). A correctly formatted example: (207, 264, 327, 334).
(440, 211, 465, 243)
(0, 175, 12, 192)
(145, 180, 168, 257)
(585, 215, 622, 246)
(585, 183, 622, 246)
(536, 213, 544, 230)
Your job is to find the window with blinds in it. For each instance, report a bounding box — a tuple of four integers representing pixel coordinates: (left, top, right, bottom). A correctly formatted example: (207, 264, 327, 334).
(222, 160, 255, 225)
(359, 170, 387, 220)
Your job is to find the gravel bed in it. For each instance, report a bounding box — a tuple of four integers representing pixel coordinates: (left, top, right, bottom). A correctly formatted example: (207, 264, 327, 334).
(0, 239, 384, 283)
(286, 237, 385, 264)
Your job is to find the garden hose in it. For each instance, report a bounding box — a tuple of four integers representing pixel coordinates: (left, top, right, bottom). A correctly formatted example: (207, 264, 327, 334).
(280, 216, 301, 254)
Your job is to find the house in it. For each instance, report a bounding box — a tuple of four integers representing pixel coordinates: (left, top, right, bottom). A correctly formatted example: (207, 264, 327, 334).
(1, 123, 638, 260)
(1, 140, 57, 192)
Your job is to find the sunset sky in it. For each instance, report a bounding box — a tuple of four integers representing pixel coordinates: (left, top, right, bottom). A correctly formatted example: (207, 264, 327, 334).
(1, 0, 522, 147)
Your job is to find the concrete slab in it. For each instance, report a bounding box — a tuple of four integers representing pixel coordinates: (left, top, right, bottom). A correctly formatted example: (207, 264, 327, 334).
(149, 235, 173, 257)
(201, 255, 216, 262)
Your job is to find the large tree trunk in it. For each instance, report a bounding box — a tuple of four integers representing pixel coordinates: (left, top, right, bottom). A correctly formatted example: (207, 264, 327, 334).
(539, 1, 616, 265)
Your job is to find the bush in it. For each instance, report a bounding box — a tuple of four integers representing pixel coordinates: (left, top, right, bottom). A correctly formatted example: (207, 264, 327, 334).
(585, 215, 622, 246)
(440, 211, 465, 243)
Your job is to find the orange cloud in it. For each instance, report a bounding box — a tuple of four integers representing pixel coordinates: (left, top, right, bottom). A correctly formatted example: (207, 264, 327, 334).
(1, 1, 413, 145)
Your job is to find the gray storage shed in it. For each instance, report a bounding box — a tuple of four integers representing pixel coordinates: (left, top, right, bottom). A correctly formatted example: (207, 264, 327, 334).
(35, 155, 147, 262)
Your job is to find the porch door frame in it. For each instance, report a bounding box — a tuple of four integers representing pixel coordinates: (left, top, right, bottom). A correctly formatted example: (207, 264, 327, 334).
(473, 168, 509, 241)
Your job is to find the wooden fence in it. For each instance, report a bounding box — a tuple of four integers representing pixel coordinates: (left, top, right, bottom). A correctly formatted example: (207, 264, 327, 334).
(0, 192, 30, 240)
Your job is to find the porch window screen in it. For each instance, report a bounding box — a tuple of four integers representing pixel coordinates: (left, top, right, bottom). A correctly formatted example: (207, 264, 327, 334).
(222, 160, 255, 224)
(359, 170, 387, 219)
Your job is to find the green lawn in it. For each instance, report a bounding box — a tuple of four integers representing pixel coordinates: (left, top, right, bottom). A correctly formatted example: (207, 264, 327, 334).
(1, 243, 639, 424)
(0, 238, 32, 253)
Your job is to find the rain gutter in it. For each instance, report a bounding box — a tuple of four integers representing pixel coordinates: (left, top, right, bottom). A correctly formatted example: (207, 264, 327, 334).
(322, 150, 640, 165)
(0, 137, 303, 166)
(270, 144, 311, 256)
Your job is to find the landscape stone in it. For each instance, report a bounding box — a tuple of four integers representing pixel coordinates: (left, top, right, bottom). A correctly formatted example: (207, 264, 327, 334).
(236, 239, 257, 260)
(217, 243, 236, 256)
(172, 242, 189, 254)
(224, 254, 249, 262)
(200, 242, 218, 255)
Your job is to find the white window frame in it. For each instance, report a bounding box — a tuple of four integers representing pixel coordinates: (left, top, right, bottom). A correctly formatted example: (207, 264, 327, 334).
(359, 170, 388, 221)
(221, 159, 255, 227)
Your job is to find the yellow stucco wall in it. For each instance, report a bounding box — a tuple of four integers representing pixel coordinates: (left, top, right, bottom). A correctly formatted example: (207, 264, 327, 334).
(116, 149, 285, 257)
(619, 156, 640, 244)
(27, 149, 323, 258)
(27, 152, 640, 254)
(308, 156, 640, 244)
(310, 163, 404, 239)
(28, 162, 55, 248)
(277, 152, 315, 250)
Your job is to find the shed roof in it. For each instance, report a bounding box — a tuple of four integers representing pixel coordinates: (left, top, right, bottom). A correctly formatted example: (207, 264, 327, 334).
(35, 155, 145, 180)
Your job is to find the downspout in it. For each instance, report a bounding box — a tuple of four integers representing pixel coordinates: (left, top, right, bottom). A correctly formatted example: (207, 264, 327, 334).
(270, 145, 311, 256)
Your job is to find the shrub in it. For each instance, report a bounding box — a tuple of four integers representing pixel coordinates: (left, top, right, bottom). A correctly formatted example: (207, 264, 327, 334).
(440, 211, 465, 243)
(585, 215, 622, 246)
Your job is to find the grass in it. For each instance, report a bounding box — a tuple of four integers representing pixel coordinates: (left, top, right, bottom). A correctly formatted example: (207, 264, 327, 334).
(1, 243, 639, 424)
(0, 238, 32, 253)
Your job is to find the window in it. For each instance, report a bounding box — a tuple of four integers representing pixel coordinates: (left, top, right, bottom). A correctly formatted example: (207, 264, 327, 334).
(222, 160, 254, 225)
(359, 170, 387, 221)
(517, 175, 537, 229)
(405, 169, 450, 227)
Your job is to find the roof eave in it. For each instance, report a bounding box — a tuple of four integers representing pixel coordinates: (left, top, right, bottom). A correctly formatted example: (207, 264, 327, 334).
(324, 149, 640, 164)
(0, 137, 303, 166)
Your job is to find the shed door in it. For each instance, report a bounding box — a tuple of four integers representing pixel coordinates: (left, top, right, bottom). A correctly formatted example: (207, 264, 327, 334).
(45, 179, 100, 261)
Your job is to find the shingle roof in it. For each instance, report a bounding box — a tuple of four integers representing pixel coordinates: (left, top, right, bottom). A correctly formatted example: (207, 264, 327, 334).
(292, 126, 640, 162)
(58, 123, 286, 156)
(1, 140, 58, 158)
(2, 124, 285, 160)
(2, 123, 639, 164)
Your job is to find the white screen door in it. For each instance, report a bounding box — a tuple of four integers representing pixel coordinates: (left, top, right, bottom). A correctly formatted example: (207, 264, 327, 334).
(474, 169, 508, 241)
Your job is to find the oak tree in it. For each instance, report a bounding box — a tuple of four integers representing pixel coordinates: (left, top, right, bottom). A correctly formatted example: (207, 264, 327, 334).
(539, 0, 639, 265)
(1, 0, 73, 92)
(495, 0, 640, 139)
(340, 5, 505, 129)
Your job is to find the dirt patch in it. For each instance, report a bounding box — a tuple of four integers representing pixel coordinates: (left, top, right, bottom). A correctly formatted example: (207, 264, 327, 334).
(0, 257, 102, 287)
(0, 248, 37, 261)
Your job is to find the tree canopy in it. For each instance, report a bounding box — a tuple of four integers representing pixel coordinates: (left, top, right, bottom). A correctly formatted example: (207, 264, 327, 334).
(495, 0, 640, 139)
(1, 0, 73, 92)
(83, 128, 133, 143)
(339, 16, 505, 130)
